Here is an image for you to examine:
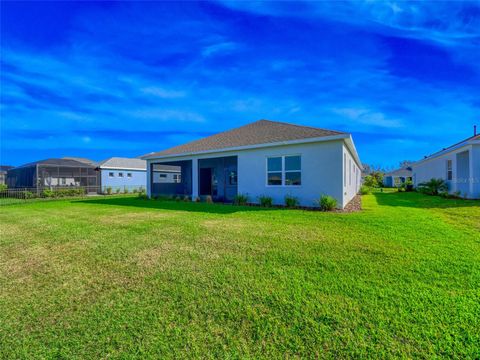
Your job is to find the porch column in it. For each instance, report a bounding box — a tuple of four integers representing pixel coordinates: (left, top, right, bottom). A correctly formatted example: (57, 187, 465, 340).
(146, 161, 152, 198)
(469, 146, 474, 198)
(192, 158, 198, 201)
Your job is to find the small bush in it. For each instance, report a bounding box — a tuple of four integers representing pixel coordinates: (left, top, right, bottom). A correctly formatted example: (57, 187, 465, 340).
(124, 188, 129, 194)
(284, 195, 299, 208)
(0, 184, 7, 191)
(41, 189, 55, 198)
(138, 193, 148, 200)
(418, 178, 448, 196)
(233, 193, 249, 205)
(194, 196, 201, 202)
(175, 196, 182, 202)
(258, 195, 273, 207)
(23, 191, 35, 199)
(205, 195, 213, 203)
(115, 188, 121, 194)
(183, 195, 190, 202)
(106, 187, 112, 195)
(359, 185, 371, 195)
(133, 188, 138, 194)
(318, 195, 337, 211)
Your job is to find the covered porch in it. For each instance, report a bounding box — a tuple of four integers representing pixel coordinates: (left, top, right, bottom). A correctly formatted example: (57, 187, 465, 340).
(150, 156, 238, 202)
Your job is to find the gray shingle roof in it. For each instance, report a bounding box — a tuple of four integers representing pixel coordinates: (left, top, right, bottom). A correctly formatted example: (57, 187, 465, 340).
(16, 158, 96, 169)
(96, 157, 146, 170)
(144, 119, 345, 158)
(385, 168, 413, 177)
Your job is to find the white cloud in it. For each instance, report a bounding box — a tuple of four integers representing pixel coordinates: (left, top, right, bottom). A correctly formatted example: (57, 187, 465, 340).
(332, 107, 404, 128)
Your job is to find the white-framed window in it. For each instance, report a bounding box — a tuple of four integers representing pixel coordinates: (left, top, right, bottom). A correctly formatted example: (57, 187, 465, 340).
(109, 172, 114, 178)
(266, 155, 301, 186)
(349, 159, 352, 186)
(159, 174, 167, 178)
(118, 172, 124, 178)
(127, 173, 132, 178)
(60, 178, 66, 185)
(446, 160, 453, 180)
(173, 174, 181, 183)
(344, 153, 347, 187)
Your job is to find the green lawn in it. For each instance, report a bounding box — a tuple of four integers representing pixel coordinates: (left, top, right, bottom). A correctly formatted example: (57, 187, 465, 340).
(1, 193, 479, 358)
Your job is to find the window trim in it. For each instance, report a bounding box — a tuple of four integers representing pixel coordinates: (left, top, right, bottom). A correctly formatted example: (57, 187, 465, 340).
(118, 172, 124, 178)
(108, 172, 114, 178)
(127, 173, 132, 179)
(266, 154, 302, 187)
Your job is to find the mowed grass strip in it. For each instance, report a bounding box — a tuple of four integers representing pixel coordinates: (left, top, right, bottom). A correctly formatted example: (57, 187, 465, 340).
(0, 192, 479, 358)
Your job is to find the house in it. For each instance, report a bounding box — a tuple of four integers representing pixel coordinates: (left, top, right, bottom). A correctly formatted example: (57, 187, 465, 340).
(383, 167, 413, 187)
(142, 119, 362, 208)
(95, 157, 147, 192)
(6, 158, 98, 192)
(0, 165, 13, 185)
(95, 157, 181, 192)
(411, 132, 480, 199)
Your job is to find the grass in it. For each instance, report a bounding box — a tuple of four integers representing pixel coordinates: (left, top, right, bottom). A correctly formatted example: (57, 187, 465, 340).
(0, 192, 479, 358)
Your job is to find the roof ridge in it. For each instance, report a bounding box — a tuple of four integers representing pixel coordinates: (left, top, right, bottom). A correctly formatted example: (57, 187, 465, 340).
(256, 119, 345, 134)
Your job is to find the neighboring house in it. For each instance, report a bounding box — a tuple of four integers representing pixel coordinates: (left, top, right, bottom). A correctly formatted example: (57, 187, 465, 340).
(383, 167, 413, 187)
(142, 119, 362, 208)
(0, 165, 13, 185)
(411, 133, 480, 199)
(6, 158, 98, 192)
(95, 157, 147, 191)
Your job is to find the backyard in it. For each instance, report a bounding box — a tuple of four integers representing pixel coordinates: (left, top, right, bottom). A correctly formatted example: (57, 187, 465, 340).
(0, 192, 479, 358)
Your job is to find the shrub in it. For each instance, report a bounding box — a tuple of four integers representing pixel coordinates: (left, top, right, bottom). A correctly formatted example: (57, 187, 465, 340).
(138, 193, 148, 200)
(194, 196, 201, 202)
(284, 195, 299, 208)
(0, 184, 7, 191)
(133, 188, 138, 194)
(124, 188, 129, 194)
(205, 195, 213, 203)
(106, 187, 112, 195)
(418, 178, 448, 196)
(233, 193, 249, 205)
(318, 195, 337, 211)
(115, 188, 121, 194)
(175, 196, 182, 202)
(23, 191, 35, 199)
(41, 189, 55, 198)
(258, 195, 273, 207)
(183, 195, 190, 202)
(359, 185, 371, 195)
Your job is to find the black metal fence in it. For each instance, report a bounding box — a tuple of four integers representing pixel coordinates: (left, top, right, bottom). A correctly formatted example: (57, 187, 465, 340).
(0, 185, 145, 206)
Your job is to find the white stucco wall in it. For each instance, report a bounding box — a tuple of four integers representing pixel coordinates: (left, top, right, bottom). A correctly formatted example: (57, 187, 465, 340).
(342, 144, 361, 206)
(411, 143, 479, 199)
(147, 138, 361, 208)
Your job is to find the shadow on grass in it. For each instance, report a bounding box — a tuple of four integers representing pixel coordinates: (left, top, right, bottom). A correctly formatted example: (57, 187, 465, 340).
(373, 191, 480, 209)
(73, 196, 278, 214)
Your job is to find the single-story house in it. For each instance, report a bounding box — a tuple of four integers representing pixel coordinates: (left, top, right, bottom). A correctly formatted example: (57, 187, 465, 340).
(142, 119, 362, 208)
(411, 132, 480, 199)
(96, 157, 147, 192)
(383, 167, 412, 187)
(6, 158, 98, 192)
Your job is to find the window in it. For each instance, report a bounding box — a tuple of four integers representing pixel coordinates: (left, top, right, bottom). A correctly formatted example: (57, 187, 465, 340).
(349, 159, 352, 186)
(159, 174, 167, 178)
(446, 160, 453, 180)
(127, 173, 132, 178)
(60, 178, 66, 185)
(118, 172, 124, 177)
(267, 155, 301, 186)
(344, 154, 347, 187)
(173, 174, 181, 183)
(228, 171, 237, 185)
(109, 172, 114, 178)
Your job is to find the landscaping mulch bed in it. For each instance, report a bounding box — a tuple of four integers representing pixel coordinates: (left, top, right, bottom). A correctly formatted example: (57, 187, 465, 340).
(338, 194, 362, 213)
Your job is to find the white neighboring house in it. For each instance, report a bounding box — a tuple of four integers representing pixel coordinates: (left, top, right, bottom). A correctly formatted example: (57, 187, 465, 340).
(142, 119, 362, 208)
(411, 133, 480, 199)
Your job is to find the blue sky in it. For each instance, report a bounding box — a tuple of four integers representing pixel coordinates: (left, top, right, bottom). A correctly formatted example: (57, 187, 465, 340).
(1, 1, 479, 168)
